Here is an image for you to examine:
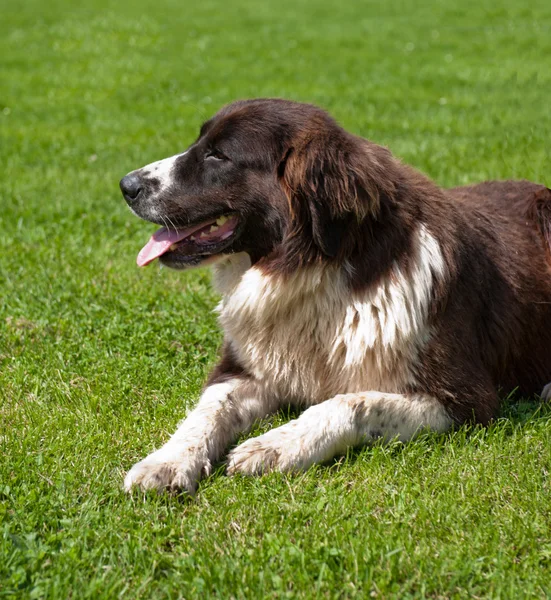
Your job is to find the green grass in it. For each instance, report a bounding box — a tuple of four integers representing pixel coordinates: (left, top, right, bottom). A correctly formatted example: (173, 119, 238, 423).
(1, 0, 551, 597)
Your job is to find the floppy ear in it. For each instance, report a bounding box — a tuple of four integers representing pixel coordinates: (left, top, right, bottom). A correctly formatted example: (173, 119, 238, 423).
(279, 129, 393, 258)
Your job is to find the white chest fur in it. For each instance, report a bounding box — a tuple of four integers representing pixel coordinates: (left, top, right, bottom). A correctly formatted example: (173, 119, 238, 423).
(213, 226, 445, 405)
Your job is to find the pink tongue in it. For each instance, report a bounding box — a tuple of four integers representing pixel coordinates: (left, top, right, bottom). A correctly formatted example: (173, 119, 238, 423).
(137, 224, 206, 267)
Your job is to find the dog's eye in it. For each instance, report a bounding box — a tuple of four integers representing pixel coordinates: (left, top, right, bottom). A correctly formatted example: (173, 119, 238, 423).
(205, 148, 227, 161)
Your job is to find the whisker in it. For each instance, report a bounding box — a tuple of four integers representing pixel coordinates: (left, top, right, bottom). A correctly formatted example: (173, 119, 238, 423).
(166, 215, 179, 233)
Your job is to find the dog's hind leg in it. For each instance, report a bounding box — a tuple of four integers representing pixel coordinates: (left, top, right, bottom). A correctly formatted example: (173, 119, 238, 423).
(227, 392, 452, 476)
(542, 383, 551, 401)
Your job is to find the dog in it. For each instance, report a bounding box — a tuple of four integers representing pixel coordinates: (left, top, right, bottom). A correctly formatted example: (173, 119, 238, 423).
(120, 98, 551, 494)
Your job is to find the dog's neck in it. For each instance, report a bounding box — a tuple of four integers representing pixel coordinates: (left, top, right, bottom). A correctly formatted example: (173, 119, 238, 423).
(212, 252, 253, 296)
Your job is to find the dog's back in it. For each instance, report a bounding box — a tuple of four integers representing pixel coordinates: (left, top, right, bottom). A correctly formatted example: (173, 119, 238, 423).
(446, 181, 551, 399)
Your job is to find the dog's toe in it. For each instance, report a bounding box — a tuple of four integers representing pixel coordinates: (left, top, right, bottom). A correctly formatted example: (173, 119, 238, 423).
(124, 448, 210, 494)
(227, 438, 282, 476)
(124, 460, 193, 494)
(227, 424, 306, 476)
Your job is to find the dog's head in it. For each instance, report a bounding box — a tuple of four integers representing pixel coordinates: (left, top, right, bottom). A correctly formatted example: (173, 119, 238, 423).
(120, 99, 397, 270)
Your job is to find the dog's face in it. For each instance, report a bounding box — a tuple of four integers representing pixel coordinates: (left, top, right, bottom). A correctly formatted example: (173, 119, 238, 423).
(120, 99, 393, 270)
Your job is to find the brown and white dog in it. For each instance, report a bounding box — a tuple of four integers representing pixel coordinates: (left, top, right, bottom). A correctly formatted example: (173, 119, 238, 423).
(120, 98, 551, 494)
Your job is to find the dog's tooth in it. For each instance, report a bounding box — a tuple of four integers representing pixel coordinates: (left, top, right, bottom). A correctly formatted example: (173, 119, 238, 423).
(169, 244, 178, 251)
(216, 216, 228, 226)
(190, 235, 196, 241)
(210, 225, 219, 232)
(200, 231, 209, 238)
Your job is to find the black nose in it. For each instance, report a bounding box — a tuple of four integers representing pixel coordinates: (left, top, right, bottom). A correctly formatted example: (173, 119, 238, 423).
(120, 173, 144, 202)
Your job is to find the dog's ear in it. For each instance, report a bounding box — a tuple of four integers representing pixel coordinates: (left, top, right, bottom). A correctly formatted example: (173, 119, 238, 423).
(279, 127, 394, 258)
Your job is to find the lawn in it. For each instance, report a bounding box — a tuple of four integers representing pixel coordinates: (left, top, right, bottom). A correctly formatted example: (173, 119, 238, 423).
(1, 0, 551, 597)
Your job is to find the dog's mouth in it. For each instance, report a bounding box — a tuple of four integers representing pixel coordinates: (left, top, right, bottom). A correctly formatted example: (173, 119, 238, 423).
(137, 213, 241, 268)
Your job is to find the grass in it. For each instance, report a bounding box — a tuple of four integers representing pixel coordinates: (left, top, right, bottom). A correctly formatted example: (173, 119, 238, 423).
(1, 0, 551, 597)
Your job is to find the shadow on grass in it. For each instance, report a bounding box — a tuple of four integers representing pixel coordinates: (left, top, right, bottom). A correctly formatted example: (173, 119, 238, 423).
(497, 392, 551, 425)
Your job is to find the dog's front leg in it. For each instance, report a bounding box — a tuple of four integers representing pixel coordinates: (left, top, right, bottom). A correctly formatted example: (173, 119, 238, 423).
(228, 391, 453, 475)
(124, 378, 275, 494)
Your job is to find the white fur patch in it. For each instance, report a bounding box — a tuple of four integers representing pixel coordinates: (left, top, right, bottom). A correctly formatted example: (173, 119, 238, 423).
(142, 151, 185, 182)
(214, 225, 446, 404)
(135, 150, 189, 201)
(124, 378, 278, 493)
(212, 252, 252, 295)
(228, 391, 452, 475)
(336, 225, 445, 364)
(542, 382, 551, 401)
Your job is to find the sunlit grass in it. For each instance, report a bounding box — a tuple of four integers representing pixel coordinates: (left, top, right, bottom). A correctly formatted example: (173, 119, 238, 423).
(1, 0, 551, 597)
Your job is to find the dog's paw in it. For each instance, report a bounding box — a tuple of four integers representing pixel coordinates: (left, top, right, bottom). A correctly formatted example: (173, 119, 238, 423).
(227, 424, 305, 476)
(542, 383, 551, 401)
(124, 445, 211, 495)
